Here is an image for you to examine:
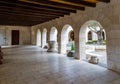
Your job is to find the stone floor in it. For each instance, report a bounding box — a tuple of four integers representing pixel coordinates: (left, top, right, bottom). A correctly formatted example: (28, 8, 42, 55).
(0, 46, 120, 84)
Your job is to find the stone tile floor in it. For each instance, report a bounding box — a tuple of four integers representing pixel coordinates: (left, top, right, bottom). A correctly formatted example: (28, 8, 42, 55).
(0, 46, 120, 84)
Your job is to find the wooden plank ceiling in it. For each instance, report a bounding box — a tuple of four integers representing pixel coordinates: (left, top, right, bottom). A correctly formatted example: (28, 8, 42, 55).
(0, 0, 110, 26)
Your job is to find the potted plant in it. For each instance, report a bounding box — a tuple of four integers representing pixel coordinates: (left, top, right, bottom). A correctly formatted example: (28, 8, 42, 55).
(67, 42, 75, 57)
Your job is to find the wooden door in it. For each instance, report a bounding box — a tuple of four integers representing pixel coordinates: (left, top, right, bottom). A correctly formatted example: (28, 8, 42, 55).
(12, 30, 19, 45)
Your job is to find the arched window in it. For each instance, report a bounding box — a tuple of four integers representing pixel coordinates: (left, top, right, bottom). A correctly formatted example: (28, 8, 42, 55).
(68, 30, 74, 41)
(102, 31, 105, 40)
(88, 31, 92, 40)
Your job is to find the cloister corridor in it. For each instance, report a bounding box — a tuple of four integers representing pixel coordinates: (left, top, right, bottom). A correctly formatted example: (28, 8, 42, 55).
(1, 0, 120, 84)
(0, 46, 120, 84)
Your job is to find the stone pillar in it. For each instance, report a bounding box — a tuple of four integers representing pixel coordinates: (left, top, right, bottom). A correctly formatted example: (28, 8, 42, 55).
(92, 32, 98, 40)
(79, 27, 86, 60)
(74, 32, 80, 59)
(47, 41, 58, 52)
(107, 25, 120, 73)
(46, 28, 50, 47)
(47, 31, 49, 43)
(42, 29, 47, 48)
(31, 27, 37, 45)
(57, 30, 61, 53)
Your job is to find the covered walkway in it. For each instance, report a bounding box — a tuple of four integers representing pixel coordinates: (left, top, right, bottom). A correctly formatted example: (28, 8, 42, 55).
(0, 46, 120, 84)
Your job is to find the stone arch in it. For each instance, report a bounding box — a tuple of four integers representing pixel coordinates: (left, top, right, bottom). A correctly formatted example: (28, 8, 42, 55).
(50, 27, 58, 41)
(61, 24, 74, 54)
(42, 28, 47, 48)
(36, 29, 41, 46)
(79, 20, 107, 65)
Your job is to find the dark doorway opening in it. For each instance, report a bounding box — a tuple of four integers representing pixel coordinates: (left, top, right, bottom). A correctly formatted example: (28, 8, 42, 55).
(12, 30, 19, 45)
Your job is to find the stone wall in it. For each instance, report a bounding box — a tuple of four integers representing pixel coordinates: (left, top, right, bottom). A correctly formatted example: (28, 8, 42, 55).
(31, 0, 120, 73)
(0, 26, 31, 45)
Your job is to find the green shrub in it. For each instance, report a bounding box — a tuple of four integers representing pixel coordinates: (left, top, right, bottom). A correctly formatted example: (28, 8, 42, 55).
(86, 40, 106, 45)
(71, 43, 75, 51)
(92, 40, 98, 44)
(102, 40, 106, 45)
(86, 40, 95, 44)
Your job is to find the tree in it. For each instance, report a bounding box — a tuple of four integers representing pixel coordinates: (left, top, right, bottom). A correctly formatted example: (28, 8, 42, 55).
(88, 21, 103, 45)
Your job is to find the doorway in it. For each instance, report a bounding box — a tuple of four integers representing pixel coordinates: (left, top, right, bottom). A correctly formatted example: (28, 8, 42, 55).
(12, 30, 19, 45)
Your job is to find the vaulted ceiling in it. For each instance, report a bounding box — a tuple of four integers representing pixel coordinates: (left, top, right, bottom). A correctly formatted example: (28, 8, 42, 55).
(0, 0, 110, 26)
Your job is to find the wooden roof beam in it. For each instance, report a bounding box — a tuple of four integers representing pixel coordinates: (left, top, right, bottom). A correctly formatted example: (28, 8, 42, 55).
(59, 0, 96, 7)
(0, 1, 76, 13)
(0, 8, 64, 17)
(0, 12, 60, 19)
(0, 5, 70, 15)
(20, 0, 85, 10)
(97, 0, 110, 3)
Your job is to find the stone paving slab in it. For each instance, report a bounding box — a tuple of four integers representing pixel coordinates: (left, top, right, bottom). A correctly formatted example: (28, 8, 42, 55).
(0, 46, 120, 84)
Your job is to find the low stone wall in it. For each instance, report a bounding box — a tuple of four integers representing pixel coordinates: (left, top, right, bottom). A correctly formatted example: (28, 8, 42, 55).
(86, 44, 106, 52)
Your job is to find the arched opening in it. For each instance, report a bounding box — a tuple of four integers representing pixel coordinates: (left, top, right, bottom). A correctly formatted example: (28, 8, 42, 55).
(61, 24, 74, 54)
(68, 31, 74, 41)
(102, 30, 106, 40)
(42, 28, 47, 48)
(36, 29, 41, 47)
(88, 31, 92, 40)
(80, 20, 107, 67)
(50, 27, 57, 41)
(47, 27, 58, 52)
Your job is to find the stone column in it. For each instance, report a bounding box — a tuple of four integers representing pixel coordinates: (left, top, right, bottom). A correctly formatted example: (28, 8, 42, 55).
(47, 29, 50, 43)
(57, 30, 61, 53)
(46, 28, 50, 48)
(74, 32, 80, 59)
(31, 27, 37, 45)
(107, 25, 120, 73)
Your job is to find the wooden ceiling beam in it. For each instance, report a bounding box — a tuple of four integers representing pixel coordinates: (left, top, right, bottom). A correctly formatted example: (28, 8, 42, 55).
(0, 8, 64, 17)
(0, 20, 46, 26)
(59, 0, 96, 7)
(0, 18, 52, 22)
(0, 12, 59, 20)
(97, 0, 110, 3)
(0, 6, 69, 16)
(0, 0, 76, 13)
(0, 17, 43, 21)
(20, 0, 85, 10)
(0, 15, 56, 22)
(0, 0, 110, 26)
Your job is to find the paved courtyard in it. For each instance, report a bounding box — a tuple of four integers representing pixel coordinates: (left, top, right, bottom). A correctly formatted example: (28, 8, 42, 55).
(86, 45, 107, 67)
(0, 46, 120, 84)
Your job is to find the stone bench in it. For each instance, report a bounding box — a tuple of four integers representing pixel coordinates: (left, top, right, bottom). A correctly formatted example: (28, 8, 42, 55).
(86, 52, 102, 64)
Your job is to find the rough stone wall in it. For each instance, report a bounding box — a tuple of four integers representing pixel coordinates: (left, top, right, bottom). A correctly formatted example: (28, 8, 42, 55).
(0, 26, 31, 45)
(31, 0, 120, 73)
